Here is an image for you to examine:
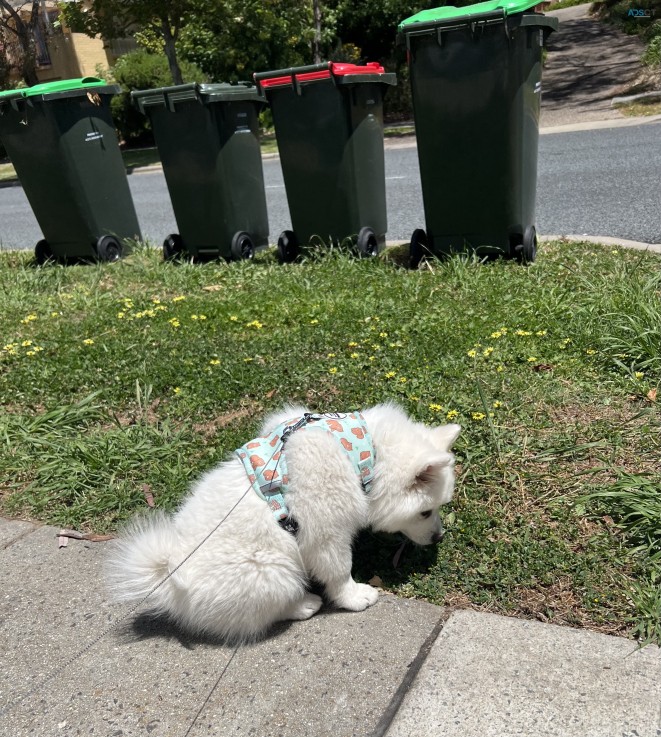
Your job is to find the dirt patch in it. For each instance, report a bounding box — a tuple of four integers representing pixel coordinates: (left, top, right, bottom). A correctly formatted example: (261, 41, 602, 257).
(193, 406, 257, 439)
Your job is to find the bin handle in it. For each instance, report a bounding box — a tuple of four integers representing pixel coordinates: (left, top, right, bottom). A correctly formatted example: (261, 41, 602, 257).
(508, 13, 559, 43)
(8, 96, 29, 125)
(254, 62, 332, 95)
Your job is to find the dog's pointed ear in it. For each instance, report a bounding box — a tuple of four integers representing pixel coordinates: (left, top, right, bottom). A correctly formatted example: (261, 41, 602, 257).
(414, 452, 454, 487)
(429, 423, 461, 452)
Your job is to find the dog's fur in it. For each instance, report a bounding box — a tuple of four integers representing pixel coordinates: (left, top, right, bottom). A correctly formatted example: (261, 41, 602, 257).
(106, 403, 460, 643)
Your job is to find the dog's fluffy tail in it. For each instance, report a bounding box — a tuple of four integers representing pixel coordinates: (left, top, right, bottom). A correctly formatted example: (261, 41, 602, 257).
(106, 511, 182, 615)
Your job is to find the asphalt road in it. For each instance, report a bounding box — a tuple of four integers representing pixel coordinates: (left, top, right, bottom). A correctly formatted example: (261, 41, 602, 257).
(1, 120, 660, 252)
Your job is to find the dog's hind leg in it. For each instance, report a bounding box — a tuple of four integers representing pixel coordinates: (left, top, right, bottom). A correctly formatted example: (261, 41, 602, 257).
(280, 592, 323, 621)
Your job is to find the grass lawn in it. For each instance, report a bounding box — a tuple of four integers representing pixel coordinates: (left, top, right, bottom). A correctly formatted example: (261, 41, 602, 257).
(0, 240, 659, 643)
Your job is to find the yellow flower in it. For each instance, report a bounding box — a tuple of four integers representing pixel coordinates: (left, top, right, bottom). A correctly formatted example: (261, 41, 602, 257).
(191, 314, 199, 320)
(536, 330, 547, 337)
(379, 332, 388, 338)
(399, 377, 408, 383)
(493, 401, 502, 408)
(368, 356, 375, 361)
(634, 371, 644, 380)
(467, 349, 477, 358)
(209, 359, 220, 366)
(21, 340, 32, 347)
(310, 319, 319, 325)
(246, 320, 263, 329)
(348, 341, 359, 347)
(20, 314, 37, 324)
(490, 331, 503, 339)
(527, 356, 537, 362)
(429, 403, 442, 412)
(51, 312, 60, 318)
(446, 409, 459, 420)
(327, 353, 336, 358)
(229, 315, 238, 322)
(329, 367, 338, 374)
(172, 296, 186, 303)
(83, 339, 94, 345)
(515, 329, 532, 336)
(244, 357, 254, 362)
(496, 365, 504, 372)
(173, 387, 181, 394)
(385, 371, 396, 379)
(586, 349, 597, 355)
(483, 347, 494, 357)
(410, 395, 420, 401)
(117, 312, 126, 319)
(26, 350, 36, 357)
(168, 318, 181, 328)
(350, 352, 360, 359)
(471, 412, 486, 421)
(198, 315, 207, 320)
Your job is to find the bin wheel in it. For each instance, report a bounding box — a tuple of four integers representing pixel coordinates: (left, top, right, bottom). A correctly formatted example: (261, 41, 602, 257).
(163, 233, 185, 261)
(231, 231, 255, 261)
(277, 230, 299, 263)
(409, 228, 428, 269)
(35, 239, 55, 265)
(515, 226, 537, 264)
(96, 235, 122, 263)
(357, 227, 378, 258)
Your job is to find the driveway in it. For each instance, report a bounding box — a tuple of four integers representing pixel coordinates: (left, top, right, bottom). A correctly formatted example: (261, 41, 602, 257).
(541, 3, 656, 127)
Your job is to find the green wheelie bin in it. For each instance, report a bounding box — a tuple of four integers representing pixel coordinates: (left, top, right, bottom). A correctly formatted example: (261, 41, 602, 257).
(131, 82, 269, 262)
(0, 77, 141, 263)
(398, 0, 558, 267)
(254, 62, 396, 262)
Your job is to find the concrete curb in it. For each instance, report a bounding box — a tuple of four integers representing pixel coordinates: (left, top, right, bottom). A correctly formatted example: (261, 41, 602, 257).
(612, 90, 661, 107)
(539, 234, 661, 254)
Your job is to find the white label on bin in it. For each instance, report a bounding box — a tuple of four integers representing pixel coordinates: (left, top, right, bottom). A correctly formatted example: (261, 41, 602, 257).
(534, 81, 542, 94)
(85, 131, 104, 142)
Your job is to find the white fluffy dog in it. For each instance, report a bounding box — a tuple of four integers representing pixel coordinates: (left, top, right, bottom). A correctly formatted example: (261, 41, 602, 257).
(107, 403, 460, 643)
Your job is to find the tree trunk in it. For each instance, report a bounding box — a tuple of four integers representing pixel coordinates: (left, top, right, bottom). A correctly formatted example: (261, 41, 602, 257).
(161, 16, 183, 85)
(312, 0, 322, 64)
(0, 0, 40, 86)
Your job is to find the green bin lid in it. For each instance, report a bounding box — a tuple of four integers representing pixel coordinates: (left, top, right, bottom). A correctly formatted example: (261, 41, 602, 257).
(399, 0, 544, 31)
(21, 76, 108, 97)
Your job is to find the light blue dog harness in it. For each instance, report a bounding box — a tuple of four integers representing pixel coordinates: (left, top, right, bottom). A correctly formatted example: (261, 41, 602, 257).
(235, 412, 376, 532)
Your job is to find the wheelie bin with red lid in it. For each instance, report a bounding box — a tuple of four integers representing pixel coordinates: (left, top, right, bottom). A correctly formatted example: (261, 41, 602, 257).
(398, 0, 558, 266)
(0, 77, 141, 263)
(254, 61, 396, 262)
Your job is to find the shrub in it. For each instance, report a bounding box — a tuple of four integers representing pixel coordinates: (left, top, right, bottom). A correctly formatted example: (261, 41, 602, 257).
(106, 50, 207, 146)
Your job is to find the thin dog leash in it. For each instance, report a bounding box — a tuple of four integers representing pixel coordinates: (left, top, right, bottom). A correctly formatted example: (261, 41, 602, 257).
(1, 437, 291, 722)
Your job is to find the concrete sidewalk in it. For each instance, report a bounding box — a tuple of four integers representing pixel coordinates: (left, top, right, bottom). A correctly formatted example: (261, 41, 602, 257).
(2, 518, 661, 737)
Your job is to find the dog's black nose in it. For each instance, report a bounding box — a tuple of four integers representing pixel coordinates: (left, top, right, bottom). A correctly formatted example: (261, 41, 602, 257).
(431, 531, 444, 544)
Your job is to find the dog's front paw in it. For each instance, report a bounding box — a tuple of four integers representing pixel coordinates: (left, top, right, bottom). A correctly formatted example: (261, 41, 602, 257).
(335, 581, 379, 612)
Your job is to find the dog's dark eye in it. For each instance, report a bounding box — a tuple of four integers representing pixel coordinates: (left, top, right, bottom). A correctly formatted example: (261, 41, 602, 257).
(420, 510, 433, 519)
